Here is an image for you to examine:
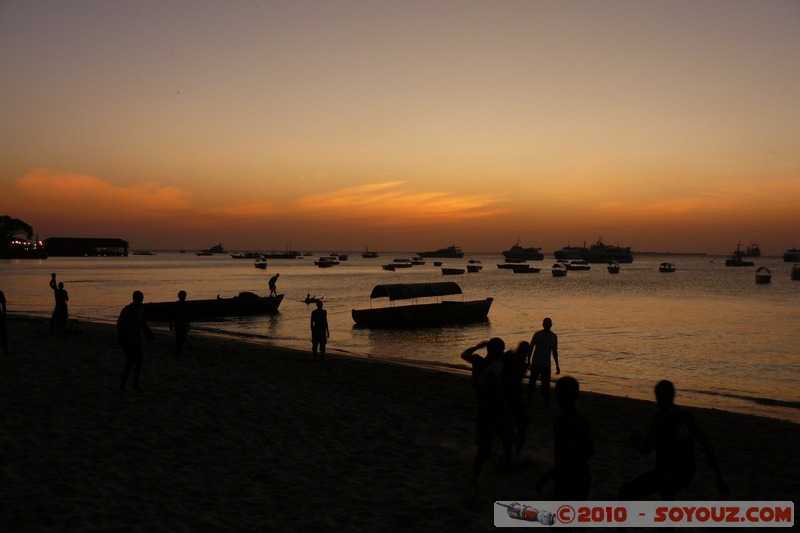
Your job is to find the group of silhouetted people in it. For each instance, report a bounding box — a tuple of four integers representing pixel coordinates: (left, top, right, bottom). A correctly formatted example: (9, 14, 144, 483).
(462, 317, 726, 503)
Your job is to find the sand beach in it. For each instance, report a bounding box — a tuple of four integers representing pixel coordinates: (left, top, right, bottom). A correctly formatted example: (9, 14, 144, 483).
(1, 315, 797, 531)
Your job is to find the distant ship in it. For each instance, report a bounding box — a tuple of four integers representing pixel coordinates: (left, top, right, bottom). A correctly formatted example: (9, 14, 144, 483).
(262, 249, 302, 259)
(582, 238, 633, 263)
(783, 247, 800, 262)
(553, 244, 587, 261)
(362, 246, 379, 259)
(502, 240, 544, 261)
(734, 242, 761, 257)
(417, 245, 464, 258)
(554, 238, 633, 263)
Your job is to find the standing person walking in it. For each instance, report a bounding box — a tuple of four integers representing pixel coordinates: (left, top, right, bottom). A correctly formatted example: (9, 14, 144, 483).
(310, 300, 329, 360)
(169, 290, 190, 356)
(117, 290, 153, 393)
(527, 317, 559, 407)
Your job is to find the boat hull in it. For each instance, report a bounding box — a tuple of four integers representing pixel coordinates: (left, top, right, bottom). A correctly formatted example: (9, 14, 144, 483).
(143, 293, 284, 322)
(783, 249, 800, 262)
(502, 246, 544, 261)
(417, 246, 464, 258)
(351, 299, 492, 328)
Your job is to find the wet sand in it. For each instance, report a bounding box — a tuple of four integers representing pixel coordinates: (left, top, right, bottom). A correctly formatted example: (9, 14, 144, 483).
(1, 315, 797, 531)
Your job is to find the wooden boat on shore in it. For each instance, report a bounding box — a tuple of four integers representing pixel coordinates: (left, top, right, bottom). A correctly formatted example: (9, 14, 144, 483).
(142, 292, 284, 322)
(351, 282, 492, 328)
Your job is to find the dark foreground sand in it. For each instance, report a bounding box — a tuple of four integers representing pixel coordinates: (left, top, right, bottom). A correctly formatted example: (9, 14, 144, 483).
(1, 315, 797, 531)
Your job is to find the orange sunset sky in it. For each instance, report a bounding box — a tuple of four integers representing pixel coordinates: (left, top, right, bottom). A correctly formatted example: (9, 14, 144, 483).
(1, 1, 798, 254)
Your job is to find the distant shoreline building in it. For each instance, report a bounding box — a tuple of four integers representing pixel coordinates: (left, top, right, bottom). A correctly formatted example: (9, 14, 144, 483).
(1, 238, 47, 259)
(44, 237, 129, 257)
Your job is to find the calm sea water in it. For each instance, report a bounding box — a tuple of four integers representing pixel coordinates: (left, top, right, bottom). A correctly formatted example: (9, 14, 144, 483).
(3, 251, 799, 422)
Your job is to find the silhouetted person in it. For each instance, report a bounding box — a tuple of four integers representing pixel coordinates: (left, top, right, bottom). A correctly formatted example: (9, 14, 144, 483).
(528, 317, 559, 407)
(310, 300, 329, 360)
(117, 290, 153, 393)
(49, 273, 69, 332)
(461, 338, 513, 496)
(169, 290, 190, 356)
(503, 341, 530, 457)
(0, 290, 8, 354)
(536, 376, 594, 500)
(618, 380, 726, 501)
(268, 273, 279, 297)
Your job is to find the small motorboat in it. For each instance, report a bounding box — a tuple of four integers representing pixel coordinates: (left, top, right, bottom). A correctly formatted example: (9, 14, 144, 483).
(254, 259, 268, 269)
(467, 259, 483, 272)
(512, 264, 541, 273)
(411, 256, 426, 266)
(315, 257, 340, 268)
(659, 262, 677, 273)
(565, 260, 591, 271)
(791, 264, 800, 280)
(551, 263, 567, 277)
(441, 267, 466, 275)
(607, 261, 620, 274)
(383, 258, 413, 271)
(755, 266, 771, 284)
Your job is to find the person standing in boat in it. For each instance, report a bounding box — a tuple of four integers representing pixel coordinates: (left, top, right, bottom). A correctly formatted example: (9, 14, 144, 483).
(268, 273, 280, 297)
(169, 290, 190, 356)
(527, 317, 560, 407)
(310, 300, 329, 360)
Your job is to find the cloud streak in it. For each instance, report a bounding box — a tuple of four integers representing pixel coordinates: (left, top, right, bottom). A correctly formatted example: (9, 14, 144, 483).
(292, 181, 507, 225)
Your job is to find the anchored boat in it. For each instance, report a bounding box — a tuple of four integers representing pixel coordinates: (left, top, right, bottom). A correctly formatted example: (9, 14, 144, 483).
(142, 292, 284, 322)
(351, 282, 492, 328)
